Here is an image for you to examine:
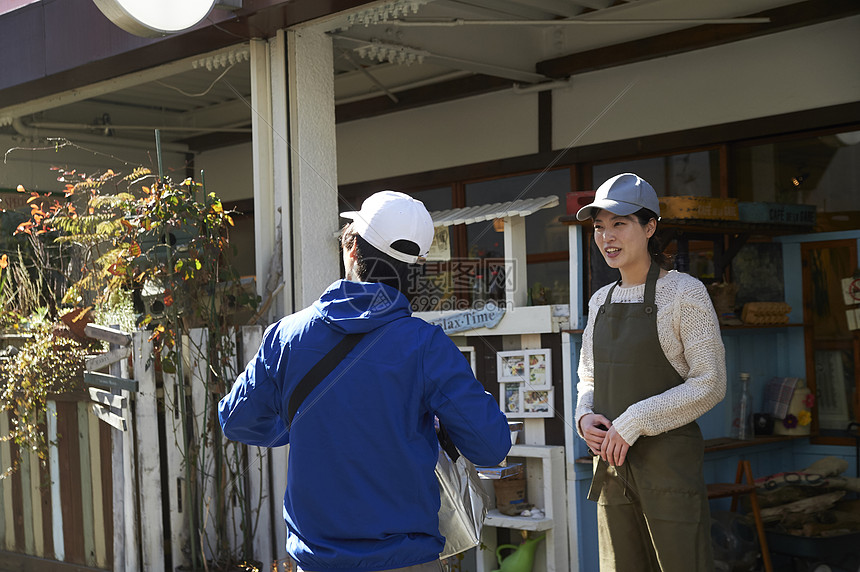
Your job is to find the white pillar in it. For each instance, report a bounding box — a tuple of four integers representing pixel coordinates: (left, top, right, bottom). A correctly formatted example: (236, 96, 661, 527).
(504, 215, 528, 308)
(250, 38, 278, 314)
(287, 28, 340, 308)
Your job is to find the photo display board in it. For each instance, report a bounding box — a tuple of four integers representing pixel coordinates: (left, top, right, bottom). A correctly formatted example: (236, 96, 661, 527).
(496, 349, 554, 418)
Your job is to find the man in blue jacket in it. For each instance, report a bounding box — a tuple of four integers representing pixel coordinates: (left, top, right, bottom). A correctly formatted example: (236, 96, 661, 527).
(219, 190, 511, 572)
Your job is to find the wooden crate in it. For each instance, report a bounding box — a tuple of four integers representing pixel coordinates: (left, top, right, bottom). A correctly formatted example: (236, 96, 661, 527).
(566, 191, 595, 215)
(659, 196, 739, 220)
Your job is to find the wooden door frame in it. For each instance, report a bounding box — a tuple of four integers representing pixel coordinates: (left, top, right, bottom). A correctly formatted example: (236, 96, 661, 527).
(800, 238, 859, 446)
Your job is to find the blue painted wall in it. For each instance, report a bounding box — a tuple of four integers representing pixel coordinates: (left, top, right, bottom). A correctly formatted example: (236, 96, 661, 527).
(568, 325, 853, 570)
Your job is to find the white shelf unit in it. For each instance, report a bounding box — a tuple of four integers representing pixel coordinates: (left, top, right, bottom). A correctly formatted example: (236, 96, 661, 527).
(477, 444, 569, 572)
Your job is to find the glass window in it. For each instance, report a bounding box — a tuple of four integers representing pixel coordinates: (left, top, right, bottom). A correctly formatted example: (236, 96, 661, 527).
(593, 150, 721, 197)
(732, 129, 860, 231)
(463, 170, 570, 306)
(465, 169, 570, 255)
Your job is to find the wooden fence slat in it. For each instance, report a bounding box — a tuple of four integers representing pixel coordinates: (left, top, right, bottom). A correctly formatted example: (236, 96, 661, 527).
(77, 402, 96, 567)
(88, 404, 107, 569)
(10, 435, 24, 553)
(47, 400, 64, 561)
(222, 335, 243, 557)
(271, 446, 289, 566)
(187, 328, 217, 562)
(28, 449, 44, 558)
(241, 326, 275, 568)
(99, 420, 112, 567)
(39, 444, 54, 559)
(19, 444, 34, 555)
(0, 410, 13, 551)
(133, 332, 165, 572)
(58, 400, 85, 565)
(162, 367, 189, 572)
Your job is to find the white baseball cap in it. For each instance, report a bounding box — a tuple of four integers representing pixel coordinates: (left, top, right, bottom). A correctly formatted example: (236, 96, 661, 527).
(576, 173, 661, 221)
(340, 190, 435, 264)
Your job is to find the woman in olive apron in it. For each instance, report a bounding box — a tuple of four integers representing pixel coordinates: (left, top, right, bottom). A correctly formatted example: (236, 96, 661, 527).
(574, 174, 726, 572)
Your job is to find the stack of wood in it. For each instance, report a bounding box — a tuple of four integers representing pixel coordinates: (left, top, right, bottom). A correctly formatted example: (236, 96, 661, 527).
(753, 457, 860, 537)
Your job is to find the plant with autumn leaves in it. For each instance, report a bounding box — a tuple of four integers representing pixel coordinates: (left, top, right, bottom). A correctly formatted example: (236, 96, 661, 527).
(3, 165, 262, 569)
(15, 166, 258, 365)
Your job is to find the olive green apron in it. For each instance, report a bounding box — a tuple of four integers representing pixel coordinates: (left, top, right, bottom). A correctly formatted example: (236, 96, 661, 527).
(588, 263, 713, 572)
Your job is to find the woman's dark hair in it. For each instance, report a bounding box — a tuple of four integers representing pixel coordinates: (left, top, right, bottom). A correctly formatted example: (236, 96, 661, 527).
(632, 208, 672, 269)
(340, 223, 420, 300)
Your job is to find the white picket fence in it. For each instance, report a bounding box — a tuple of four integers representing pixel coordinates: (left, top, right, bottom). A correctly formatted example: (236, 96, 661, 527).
(0, 326, 291, 571)
(128, 325, 291, 572)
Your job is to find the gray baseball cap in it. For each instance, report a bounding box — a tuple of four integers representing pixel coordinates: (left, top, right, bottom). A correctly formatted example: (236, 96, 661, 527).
(575, 173, 661, 221)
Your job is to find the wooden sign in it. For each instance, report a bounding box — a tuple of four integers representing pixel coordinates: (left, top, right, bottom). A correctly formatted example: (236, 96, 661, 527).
(83, 324, 132, 347)
(85, 371, 138, 393)
(88, 387, 128, 410)
(86, 347, 132, 371)
(91, 403, 128, 432)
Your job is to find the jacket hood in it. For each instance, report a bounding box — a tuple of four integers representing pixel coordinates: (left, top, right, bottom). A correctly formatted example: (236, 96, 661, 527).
(313, 280, 412, 334)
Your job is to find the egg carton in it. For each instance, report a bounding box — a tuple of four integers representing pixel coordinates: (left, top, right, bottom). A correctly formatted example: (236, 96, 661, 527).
(741, 302, 791, 325)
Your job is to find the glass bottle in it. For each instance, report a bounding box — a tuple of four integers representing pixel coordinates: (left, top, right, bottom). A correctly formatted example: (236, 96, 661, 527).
(734, 372, 754, 440)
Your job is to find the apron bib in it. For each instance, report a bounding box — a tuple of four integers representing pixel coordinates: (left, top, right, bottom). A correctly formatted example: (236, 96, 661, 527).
(587, 263, 712, 571)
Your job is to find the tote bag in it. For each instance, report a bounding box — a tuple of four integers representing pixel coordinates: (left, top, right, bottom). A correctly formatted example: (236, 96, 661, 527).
(436, 431, 489, 559)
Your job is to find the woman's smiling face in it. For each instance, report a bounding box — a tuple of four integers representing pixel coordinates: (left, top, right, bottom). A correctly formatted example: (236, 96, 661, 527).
(592, 210, 655, 271)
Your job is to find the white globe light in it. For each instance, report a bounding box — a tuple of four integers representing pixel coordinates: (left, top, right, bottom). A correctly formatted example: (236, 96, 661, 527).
(94, 0, 217, 37)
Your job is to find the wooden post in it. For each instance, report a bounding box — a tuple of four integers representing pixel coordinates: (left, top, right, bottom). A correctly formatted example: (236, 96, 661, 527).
(108, 331, 139, 572)
(133, 332, 165, 571)
(503, 215, 528, 309)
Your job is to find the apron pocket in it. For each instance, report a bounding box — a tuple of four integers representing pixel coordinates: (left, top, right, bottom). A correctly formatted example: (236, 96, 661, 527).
(588, 457, 636, 506)
(639, 489, 702, 523)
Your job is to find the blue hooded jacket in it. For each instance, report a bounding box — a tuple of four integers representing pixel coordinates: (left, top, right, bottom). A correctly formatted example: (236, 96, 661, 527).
(219, 280, 511, 571)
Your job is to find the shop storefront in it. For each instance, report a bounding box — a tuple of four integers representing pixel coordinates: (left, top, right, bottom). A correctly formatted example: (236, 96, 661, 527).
(0, 1, 858, 570)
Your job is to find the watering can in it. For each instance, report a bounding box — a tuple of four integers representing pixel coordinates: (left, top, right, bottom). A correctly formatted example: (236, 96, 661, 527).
(492, 534, 545, 572)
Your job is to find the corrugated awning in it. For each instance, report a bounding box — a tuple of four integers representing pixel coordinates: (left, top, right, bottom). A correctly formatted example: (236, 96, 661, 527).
(429, 195, 559, 227)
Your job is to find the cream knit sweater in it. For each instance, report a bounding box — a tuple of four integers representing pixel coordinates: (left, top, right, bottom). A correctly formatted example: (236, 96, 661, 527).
(575, 270, 727, 446)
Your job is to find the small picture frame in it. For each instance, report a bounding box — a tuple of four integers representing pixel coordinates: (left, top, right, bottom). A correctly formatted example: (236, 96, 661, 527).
(523, 388, 554, 416)
(496, 349, 551, 389)
(502, 382, 521, 415)
(499, 383, 554, 418)
(498, 353, 525, 381)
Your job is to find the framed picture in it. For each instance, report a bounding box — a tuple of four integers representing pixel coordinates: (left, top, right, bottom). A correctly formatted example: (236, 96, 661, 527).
(498, 352, 526, 382)
(496, 349, 551, 389)
(523, 388, 554, 416)
(499, 383, 554, 418)
(502, 382, 522, 415)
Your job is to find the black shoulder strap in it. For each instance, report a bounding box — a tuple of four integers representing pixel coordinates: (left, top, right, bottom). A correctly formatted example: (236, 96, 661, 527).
(287, 333, 366, 427)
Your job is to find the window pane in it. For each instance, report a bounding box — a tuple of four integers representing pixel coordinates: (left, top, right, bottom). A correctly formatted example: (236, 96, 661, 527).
(528, 260, 570, 306)
(593, 150, 720, 197)
(464, 169, 570, 257)
(732, 129, 860, 231)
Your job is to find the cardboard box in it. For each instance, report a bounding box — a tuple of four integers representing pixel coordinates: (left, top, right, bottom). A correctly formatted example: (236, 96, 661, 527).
(659, 196, 739, 220)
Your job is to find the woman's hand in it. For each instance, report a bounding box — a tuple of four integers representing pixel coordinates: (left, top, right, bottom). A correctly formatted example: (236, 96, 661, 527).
(579, 413, 612, 456)
(601, 425, 630, 467)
